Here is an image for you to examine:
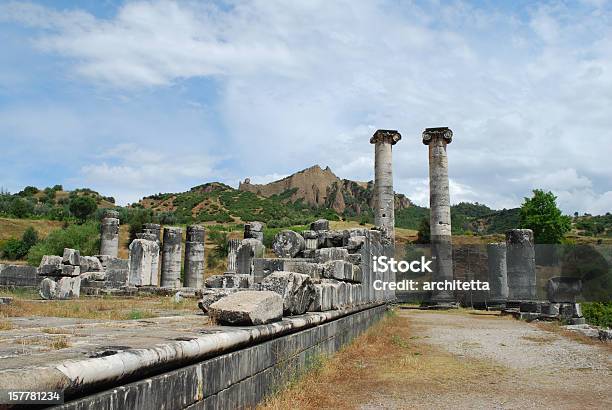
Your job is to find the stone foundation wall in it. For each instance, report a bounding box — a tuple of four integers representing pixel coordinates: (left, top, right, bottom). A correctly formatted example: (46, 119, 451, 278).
(55, 305, 386, 410)
(0, 264, 40, 287)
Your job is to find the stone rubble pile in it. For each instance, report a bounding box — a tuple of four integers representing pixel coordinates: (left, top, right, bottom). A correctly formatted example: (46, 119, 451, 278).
(198, 218, 395, 325)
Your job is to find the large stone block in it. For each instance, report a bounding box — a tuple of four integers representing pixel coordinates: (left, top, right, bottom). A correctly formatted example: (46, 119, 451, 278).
(39, 277, 57, 300)
(197, 289, 240, 313)
(59, 264, 80, 277)
(128, 239, 160, 286)
(57, 276, 81, 299)
(244, 222, 265, 242)
(315, 248, 349, 263)
(62, 248, 80, 266)
(105, 258, 129, 287)
(208, 291, 283, 325)
(272, 230, 305, 258)
(261, 271, 315, 315)
(38, 255, 63, 275)
(309, 283, 334, 311)
(310, 219, 329, 231)
(79, 256, 103, 273)
(317, 230, 349, 248)
(205, 274, 253, 289)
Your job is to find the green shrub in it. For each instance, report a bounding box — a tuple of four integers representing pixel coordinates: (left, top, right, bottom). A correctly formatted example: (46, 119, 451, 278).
(27, 222, 100, 266)
(0, 227, 39, 260)
(581, 302, 612, 328)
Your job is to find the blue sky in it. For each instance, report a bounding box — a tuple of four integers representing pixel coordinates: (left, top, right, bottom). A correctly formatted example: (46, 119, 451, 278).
(0, 0, 610, 214)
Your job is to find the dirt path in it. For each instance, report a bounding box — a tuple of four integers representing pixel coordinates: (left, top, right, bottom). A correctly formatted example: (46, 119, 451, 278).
(261, 309, 612, 410)
(362, 310, 611, 409)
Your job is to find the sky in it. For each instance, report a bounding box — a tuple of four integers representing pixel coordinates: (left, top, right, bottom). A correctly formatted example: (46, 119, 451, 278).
(0, 0, 610, 214)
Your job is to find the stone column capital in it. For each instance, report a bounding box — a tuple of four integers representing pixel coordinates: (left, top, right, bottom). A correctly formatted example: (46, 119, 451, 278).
(370, 129, 401, 145)
(422, 127, 453, 145)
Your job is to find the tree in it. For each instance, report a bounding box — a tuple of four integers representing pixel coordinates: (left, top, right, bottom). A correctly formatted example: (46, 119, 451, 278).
(416, 217, 430, 244)
(519, 189, 571, 244)
(69, 196, 98, 223)
(10, 197, 34, 218)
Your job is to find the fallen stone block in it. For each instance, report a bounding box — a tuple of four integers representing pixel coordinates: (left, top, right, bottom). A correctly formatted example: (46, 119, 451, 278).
(197, 289, 240, 313)
(60, 264, 81, 277)
(205, 274, 253, 289)
(261, 271, 315, 315)
(95, 255, 112, 269)
(244, 221, 265, 242)
(79, 256, 103, 273)
(56, 276, 81, 299)
(346, 236, 365, 252)
(599, 329, 612, 342)
(208, 291, 283, 325)
(347, 253, 362, 266)
(317, 230, 348, 248)
(253, 258, 322, 282)
(564, 324, 600, 338)
(323, 260, 345, 280)
(39, 277, 57, 299)
(272, 230, 305, 258)
(315, 248, 348, 263)
(38, 255, 63, 275)
(105, 258, 129, 287)
(62, 248, 80, 266)
(310, 219, 329, 231)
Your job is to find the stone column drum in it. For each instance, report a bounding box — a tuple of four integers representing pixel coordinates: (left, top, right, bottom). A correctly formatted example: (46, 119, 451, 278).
(184, 225, 206, 288)
(506, 229, 536, 301)
(487, 242, 508, 306)
(227, 239, 240, 273)
(423, 127, 455, 305)
(100, 210, 120, 257)
(370, 130, 401, 240)
(161, 227, 183, 288)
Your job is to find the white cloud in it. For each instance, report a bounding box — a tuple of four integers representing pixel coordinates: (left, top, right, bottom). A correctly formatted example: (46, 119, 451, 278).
(1, 0, 611, 214)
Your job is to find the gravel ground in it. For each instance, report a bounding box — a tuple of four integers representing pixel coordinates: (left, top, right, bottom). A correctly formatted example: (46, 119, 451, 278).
(361, 310, 612, 410)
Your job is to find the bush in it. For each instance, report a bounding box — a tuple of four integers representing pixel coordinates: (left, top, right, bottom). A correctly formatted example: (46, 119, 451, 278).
(27, 222, 100, 266)
(69, 196, 98, 223)
(0, 227, 39, 260)
(581, 302, 612, 328)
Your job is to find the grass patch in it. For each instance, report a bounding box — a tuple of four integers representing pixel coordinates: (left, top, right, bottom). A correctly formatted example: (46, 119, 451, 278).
(0, 319, 13, 330)
(259, 310, 507, 410)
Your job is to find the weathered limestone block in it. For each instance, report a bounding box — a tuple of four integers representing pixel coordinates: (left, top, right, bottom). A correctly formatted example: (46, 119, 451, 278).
(205, 274, 253, 289)
(347, 253, 362, 266)
(547, 277, 582, 303)
(59, 265, 81, 277)
(0, 264, 39, 287)
(244, 221, 265, 242)
(310, 219, 329, 231)
(323, 260, 346, 280)
(317, 230, 349, 248)
(95, 255, 111, 269)
(197, 288, 240, 313)
(315, 248, 348, 263)
(559, 303, 583, 319)
(208, 291, 283, 325)
(136, 232, 159, 242)
(39, 277, 57, 299)
(541, 303, 561, 317)
(105, 258, 129, 287)
(252, 258, 323, 282)
(346, 236, 366, 252)
(272, 230, 305, 258)
(487, 242, 508, 305)
(128, 239, 160, 286)
(309, 283, 334, 311)
(161, 227, 182, 288)
(184, 225, 206, 288)
(79, 256, 103, 273)
(261, 271, 315, 315)
(57, 276, 81, 299)
(235, 239, 265, 275)
(62, 248, 80, 266)
(38, 255, 63, 276)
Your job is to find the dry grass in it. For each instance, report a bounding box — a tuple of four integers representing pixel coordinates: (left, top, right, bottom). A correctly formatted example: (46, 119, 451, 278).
(0, 319, 13, 330)
(20, 335, 71, 350)
(259, 309, 507, 410)
(0, 295, 196, 321)
(0, 217, 63, 242)
(520, 334, 559, 344)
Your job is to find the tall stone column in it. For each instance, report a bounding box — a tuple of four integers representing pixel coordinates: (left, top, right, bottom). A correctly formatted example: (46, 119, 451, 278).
(423, 127, 455, 305)
(184, 225, 205, 288)
(226, 239, 240, 273)
(100, 210, 120, 257)
(506, 229, 536, 301)
(370, 130, 401, 240)
(487, 242, 508, 307)
(161, 227, 182, 288)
